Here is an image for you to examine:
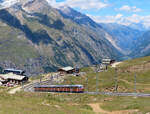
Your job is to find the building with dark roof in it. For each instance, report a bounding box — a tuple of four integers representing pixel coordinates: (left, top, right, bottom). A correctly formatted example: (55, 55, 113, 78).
(3, 68, 25, 75)
(0, 73, 28, 85)
(58, 66, 79, 75)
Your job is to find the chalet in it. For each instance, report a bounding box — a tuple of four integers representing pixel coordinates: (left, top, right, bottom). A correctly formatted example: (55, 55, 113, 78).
(3, 68, 25, 75)
(58, 66, 79, 75)
(0, 73, 28, 85)
(102, 59, 115, 65)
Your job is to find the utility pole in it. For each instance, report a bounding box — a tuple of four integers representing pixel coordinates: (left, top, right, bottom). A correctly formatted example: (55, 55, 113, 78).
(134, 73, 137, 93)
(86, 75, 88, 92)
(21, 82, 23, 89)
(40, 75, 42, 85)
(95, 65, 99, 93)
(96, 70, 98, 93)
(115, 68, 118, 92)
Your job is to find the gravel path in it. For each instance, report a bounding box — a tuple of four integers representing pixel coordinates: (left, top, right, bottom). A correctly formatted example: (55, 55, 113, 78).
(111, 62, 122, 68)
(89, 103, 109, 114)
(8, 86, 22, 94)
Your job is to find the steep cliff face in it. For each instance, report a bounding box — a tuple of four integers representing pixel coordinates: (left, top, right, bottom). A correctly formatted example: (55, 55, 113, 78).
(0, 0, 122, 75)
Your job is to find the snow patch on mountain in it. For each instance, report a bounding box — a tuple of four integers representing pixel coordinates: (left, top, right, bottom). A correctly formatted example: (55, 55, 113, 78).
(0, 0, 19, 9)
(58, 5, 72, 14)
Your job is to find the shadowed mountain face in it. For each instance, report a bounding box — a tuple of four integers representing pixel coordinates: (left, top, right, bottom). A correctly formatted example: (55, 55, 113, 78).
(0, 0, 123, 76)
(0, 9, 53, 44)
(33, 13, 65, 30)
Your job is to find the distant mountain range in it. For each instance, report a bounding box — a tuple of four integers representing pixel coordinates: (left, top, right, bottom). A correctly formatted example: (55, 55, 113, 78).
(129, 31, 150, 58)
(0, 0, 123, 75)
(128, 22, 149, 31)
(57, 6, 150, 59)
(100, 23, 145, 55)
(100, 23, 150, 59)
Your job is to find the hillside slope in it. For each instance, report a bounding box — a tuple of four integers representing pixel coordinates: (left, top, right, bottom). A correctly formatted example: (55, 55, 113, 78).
(0, 0, 122, 75)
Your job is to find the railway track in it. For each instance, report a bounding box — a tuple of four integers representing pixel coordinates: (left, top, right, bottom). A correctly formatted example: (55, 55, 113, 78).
(85, 92, 150, 97)
(24, 81, 150, 97)
(24, 82, 39, 92)
(24, 73, 61, 92)
(23, 73, 150, 97)
(23, 80, 54, 92)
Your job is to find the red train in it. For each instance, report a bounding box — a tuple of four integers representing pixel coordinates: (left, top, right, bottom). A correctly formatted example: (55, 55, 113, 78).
(34, 85, 84, 93)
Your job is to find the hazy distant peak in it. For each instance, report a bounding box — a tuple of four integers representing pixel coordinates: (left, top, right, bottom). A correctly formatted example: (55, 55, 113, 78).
(58, 5, 71, 10)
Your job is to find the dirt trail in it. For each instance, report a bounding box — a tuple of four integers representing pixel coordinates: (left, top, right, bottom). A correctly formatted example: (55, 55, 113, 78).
(89, 103, 138, 114)
(112, 110, 138, 114)
(120, 79, 150, 86)
(112, 62, 122, 68)
(8, 86, 22, 94)
(89, 103, 109, 114)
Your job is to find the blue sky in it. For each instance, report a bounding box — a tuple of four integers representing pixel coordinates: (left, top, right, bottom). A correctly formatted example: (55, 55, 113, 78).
(52, 0, 150, 16)
(47, 0, 150, 28)
(0, 0, 150, 27)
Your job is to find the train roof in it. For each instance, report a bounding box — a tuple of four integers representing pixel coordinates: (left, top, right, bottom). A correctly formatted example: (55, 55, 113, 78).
(34, 84, 83, 88)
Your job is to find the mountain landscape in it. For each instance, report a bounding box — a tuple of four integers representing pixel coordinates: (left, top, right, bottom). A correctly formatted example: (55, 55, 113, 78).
(0, 0, 149, 76)
(1, 0, 150, 113)
(0, 0, 124, 75)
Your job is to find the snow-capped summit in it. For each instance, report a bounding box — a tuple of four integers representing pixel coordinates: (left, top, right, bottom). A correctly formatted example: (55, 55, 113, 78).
(57, 5, 72, 14)
(0, 0, 52, 13)
(0, 0, 19, 9)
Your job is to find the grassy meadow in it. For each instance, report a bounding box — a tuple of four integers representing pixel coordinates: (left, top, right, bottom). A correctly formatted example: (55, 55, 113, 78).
(1, 56, 150, 113)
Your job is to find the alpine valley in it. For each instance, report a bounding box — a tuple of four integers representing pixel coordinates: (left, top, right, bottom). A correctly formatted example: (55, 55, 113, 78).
(0, 0, 149, 75)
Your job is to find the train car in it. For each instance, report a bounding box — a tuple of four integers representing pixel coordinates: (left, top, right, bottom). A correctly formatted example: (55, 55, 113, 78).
(34, 85, 84, 93)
